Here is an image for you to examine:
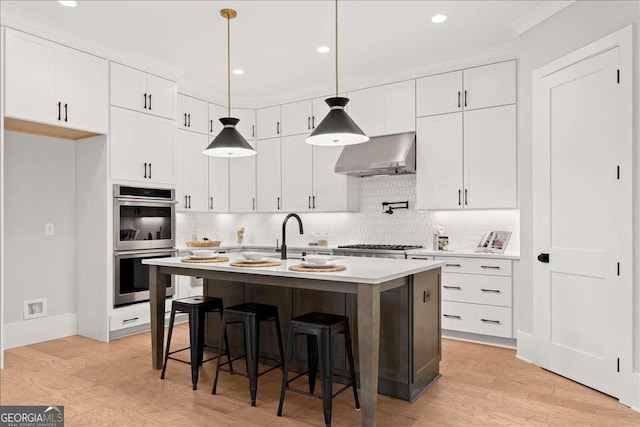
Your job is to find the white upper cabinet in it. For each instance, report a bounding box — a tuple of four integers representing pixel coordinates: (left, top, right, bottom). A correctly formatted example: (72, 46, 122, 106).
(463, 60, 516, 111)
(232, 108, 256, 140)
(416, 113, 464, 210)
(256, 138, 282, 212)
(229, 140, 256, 212)
(208, 157, 229, 213)
(111, 62, 176, 120)
(110, 107, 175, 185)
(281, 134, 313, 212)
(416, 70, 463, 117)
(5, 28, 108, 134)
(463, 105, 517, 209)
(313, 145, 359, 212)
(281, 100, 312, 136)
(311, 96, 331, 130)
(176, 130, 209, 212)
(347, 80, 415, 137)
(208, 103, 227, 136)
(417, 61, 516, 117)
(178, 94, 208, 134)
(256, 105, 281, 139)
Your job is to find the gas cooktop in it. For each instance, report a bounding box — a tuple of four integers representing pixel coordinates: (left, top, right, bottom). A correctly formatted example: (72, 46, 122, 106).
(336, 244, 423, 250)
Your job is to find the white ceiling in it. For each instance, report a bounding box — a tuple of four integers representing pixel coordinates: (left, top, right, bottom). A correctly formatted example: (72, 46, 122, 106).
(1, 1, 545, 107)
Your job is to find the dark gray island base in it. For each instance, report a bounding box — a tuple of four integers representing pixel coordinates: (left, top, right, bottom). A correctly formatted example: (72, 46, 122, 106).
(202, 270, 441, 402)
(145, 255, 443, 427)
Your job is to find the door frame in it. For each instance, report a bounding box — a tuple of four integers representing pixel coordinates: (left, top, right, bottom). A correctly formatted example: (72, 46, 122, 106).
(532, 25, 635, 407)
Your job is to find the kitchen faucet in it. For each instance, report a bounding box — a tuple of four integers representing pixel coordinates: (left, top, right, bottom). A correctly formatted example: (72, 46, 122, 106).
(281, 213, 304, 260)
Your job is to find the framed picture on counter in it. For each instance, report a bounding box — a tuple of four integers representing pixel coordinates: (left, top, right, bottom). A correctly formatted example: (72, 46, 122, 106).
(475, 231, 512, 254)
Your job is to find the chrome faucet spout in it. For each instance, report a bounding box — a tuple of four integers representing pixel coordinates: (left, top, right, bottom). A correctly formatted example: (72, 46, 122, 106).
(281, 213, 304, 260)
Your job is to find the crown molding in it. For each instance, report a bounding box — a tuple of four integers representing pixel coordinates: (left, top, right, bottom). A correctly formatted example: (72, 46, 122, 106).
(510, 0, 575, 35)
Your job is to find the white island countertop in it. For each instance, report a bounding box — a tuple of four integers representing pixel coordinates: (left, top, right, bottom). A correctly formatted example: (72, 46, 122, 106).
(143, 253, 444, 285)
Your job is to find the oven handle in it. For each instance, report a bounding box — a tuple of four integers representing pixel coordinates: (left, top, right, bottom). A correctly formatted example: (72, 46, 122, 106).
(114, 249, 178, 257)
(115, 198, 179, 205)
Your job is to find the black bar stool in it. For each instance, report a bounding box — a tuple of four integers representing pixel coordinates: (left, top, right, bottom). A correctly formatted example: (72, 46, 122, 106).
(277, 312, 360, 427)
(160, 296, 231, 390)
(212, 302, 285, 407)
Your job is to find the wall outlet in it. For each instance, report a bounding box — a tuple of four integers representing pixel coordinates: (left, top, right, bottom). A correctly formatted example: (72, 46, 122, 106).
(24, 298, 47, 320)
(45, 223, 55, 236)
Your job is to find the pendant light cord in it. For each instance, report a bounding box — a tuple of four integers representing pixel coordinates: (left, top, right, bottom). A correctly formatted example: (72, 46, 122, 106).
(335, 0, 339, 97)
(227, 14, 231, 117)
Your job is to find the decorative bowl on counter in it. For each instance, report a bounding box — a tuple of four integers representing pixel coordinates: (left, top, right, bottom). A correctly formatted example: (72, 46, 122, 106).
(191, 250, 218, 258)
(304, 255, 333, 265)
(241, 252, 263, 261)
(186, 240, 221, 247)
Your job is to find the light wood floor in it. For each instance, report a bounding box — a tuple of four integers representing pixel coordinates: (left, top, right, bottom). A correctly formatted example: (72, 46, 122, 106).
(1, 325, 638, 427)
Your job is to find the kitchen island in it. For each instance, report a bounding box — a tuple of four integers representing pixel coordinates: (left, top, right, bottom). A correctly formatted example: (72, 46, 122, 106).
(144, 255, 444, 427)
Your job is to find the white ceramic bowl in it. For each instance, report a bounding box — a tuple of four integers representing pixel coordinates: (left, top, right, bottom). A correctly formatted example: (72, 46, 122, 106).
(191, 250, 217, 258)
(304, 255, 333, 265)
(242, 252, 263, 261)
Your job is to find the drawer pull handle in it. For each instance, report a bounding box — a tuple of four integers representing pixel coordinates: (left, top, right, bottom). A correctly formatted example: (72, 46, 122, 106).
(481, 319, 501, 324)
(443, 285, 461, 290)
(480, 289, 501, 293)
(122, 317, 139, 324)
(481, 265, 501, 269)
(445, 263, 461, 267)
(443, 314, 461, 319)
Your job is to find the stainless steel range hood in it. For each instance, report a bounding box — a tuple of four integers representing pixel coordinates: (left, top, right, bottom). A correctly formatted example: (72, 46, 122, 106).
(334, 132, 416, 177)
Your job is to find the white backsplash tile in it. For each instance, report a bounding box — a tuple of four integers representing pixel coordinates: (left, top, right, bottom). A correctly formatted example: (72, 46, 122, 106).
(177, 175, 519, 252)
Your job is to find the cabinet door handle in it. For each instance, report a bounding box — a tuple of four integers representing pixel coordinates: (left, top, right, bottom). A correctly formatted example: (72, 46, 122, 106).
(210, 120, 213, 133)
(276, 121, 280, 135)
(480, 265, 501, 270)
(58, 101, 61, 120)
(481, 319, 501, 324)
(252, 197, 255, 210)
(457, 91, 461, 108)
(444, 314, 461, 319)
(312, 115, 315, 129)
(458, 189, 461, 206)
(144, 163, 148, 179)
(445, 263, 461, 267)
(464, 189, 468, 205)
(144, 93, 147, 109)
(443, 285, 461, 290)
(148, 163, 151, 179)
(277, 197, 280, 210)
(480, 288, 501, 293)
(464, 90, 468, 107)
(210, 197, 213, 210)
(312, 195, 316, 209)
(184, 113, 187, 127)
(308, 196, 311, 209)
(122, 317, 139, 324)
(252, 124, 255, 137)
(308, 116, 311, 130)
(185, 195, 188, 207)
(188, 195, 191, 209)
(188, 114, 191, 127)
(148, 94, 152, 110)
(64, 103, 68, 122)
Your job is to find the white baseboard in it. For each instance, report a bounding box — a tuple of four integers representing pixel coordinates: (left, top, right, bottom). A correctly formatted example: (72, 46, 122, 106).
(442, 329, 517, 349)
(4, 313, 77, 349)
(515, 330, 534, 363)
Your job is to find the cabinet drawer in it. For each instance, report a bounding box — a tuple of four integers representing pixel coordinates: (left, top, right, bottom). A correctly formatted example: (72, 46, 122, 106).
(110, 309, 150, 331)
(436, 256, 511, 276)
(442, 273, 511, 307)
(442, 301, 512, 338)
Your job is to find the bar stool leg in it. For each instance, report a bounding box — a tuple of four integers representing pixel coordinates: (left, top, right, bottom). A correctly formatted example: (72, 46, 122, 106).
(245, 318, 259, 407)
(344, 325, 360, 409)
(160, 306, 177, 380)
(212, 314, 227, 395)
(274, 316, 285, 370)
(219, 310, 233, 373)
(277, 325, 296, 417)
(188, 310, 202, 390)
(318, 328, 333, 427)
(307, 334, 318, 394)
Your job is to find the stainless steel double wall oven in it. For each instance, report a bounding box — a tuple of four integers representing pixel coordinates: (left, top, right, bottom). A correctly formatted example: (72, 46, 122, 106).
(113, 185, 176, 307)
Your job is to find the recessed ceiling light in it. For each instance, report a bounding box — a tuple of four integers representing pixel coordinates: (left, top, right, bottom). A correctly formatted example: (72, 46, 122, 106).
(232, 69, 245, 75)
(317, 46, 330, 54)
(431, 14, 447, 24)
(58, 0, 77, 7)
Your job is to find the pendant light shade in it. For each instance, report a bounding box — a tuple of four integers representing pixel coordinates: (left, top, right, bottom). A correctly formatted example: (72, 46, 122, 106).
(305, 1, 368, 146)
(306, 97, 368, 146)
(204, 9, 256, 158)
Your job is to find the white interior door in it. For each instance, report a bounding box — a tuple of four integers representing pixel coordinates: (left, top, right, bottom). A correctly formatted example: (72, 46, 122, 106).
(532, 46, 626, 398)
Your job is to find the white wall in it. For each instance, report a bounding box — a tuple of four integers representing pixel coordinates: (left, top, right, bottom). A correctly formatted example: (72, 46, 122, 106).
(4, 131, 77, 347)
(517, 0, 639, 407)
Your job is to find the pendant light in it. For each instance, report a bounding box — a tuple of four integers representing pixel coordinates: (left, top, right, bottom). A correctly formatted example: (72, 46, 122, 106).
(306, 0, 369, 146)
(203, 8, 256, 157)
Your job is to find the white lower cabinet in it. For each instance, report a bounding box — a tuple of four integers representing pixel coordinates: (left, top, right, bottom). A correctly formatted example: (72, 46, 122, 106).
(109, 300, 172, 332)
(437, 256, 513, 339)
